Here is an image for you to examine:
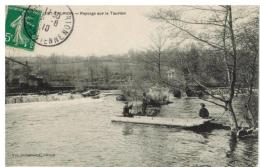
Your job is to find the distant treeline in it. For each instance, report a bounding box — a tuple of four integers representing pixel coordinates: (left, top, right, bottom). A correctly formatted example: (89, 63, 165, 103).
(9, 43, 257, 92)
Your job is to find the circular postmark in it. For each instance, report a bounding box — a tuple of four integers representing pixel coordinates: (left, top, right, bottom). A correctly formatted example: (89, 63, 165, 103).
(24, 5, 74, 47)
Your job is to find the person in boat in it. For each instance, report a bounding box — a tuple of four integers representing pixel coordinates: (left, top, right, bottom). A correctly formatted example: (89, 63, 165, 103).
(199, 103, 209, 118)
(236, 127, 256, 138)
(123, 101, 133, 117)
(142, 92, 148, 115)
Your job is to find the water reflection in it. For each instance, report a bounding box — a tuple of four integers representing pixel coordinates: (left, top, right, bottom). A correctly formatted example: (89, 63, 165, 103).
(183, 98, 194, 111)
(6, 95, 258, 167)
(242, 138, 256, 159)
(122, 124, 134, 136)
(240, 138, 258, 167)
(198, 132, 209, 140)
(226, 132, 258, 167)
(135, 126, 172, 167)
(229, 131, 238, 153)
(226, 131, 238, 166)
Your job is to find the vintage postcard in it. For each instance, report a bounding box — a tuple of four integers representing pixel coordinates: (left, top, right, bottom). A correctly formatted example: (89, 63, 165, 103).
(5, 5, 259, 167)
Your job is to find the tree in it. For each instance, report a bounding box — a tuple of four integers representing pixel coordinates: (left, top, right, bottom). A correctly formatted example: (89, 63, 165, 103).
(49, 54, 59, 80)
(236, 15, 259, 128)
(103, 65, 110, 84)
(151, 6, 258, 131)
(149, 29, 169, 79)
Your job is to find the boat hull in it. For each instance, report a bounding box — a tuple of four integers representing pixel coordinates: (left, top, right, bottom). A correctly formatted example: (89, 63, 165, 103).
(111, 116, 212, 128)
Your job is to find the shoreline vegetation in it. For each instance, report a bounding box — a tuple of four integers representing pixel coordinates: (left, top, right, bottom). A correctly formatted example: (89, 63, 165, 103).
(6, 6, 258, 138)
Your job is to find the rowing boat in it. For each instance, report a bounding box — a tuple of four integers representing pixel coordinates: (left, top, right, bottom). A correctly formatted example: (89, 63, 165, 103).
(111, 116, 212, 128)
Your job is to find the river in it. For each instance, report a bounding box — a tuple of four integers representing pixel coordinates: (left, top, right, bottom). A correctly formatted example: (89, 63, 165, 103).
(6, 92, 258, 167)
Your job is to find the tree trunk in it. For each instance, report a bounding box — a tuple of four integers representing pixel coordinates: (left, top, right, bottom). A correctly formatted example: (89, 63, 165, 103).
(222, 9, 231, 85)
(227, 6, 239, 131)
(227, 101, 239, 130)
(246, 83, 256, 128)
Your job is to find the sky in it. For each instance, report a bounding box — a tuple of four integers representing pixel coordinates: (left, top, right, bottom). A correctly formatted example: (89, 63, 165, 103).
(5, 5, 258, 57)
(6, 6, 162, 57)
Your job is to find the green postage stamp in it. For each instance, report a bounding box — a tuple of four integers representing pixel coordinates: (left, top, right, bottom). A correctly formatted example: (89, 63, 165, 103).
(5, 6, 42, 51)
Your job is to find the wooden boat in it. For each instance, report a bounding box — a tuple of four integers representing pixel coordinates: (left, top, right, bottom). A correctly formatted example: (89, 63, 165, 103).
(81, 89, 100, 97)
(111, 116, 212, 128)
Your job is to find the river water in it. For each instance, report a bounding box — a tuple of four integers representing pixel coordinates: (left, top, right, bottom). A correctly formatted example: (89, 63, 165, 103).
(6, 93, 258, 167)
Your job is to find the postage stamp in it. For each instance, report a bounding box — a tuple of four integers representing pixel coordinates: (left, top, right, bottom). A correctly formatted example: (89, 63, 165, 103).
(5, 5, 75, 51)
(24, 5, 75, 47)
(5, 6, 41, 51)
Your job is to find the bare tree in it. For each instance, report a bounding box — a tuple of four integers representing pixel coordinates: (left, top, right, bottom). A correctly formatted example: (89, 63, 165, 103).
(237, 16, 259, 128)
(149, 29, 169, 79)
(138, 28, 171, 85)
(150, 6, 257, 131)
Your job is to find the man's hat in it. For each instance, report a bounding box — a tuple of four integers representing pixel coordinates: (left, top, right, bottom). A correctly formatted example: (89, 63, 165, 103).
(200, 103, 205, 107)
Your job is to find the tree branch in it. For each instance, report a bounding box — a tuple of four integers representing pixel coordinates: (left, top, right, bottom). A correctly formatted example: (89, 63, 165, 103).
(158, 16, 225, 51)
(199, 97, 228, 109)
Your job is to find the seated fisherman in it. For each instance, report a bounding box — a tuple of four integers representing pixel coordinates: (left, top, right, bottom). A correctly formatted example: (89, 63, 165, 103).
(199, 103, 209, 118)
(123, 102, 133, 117)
